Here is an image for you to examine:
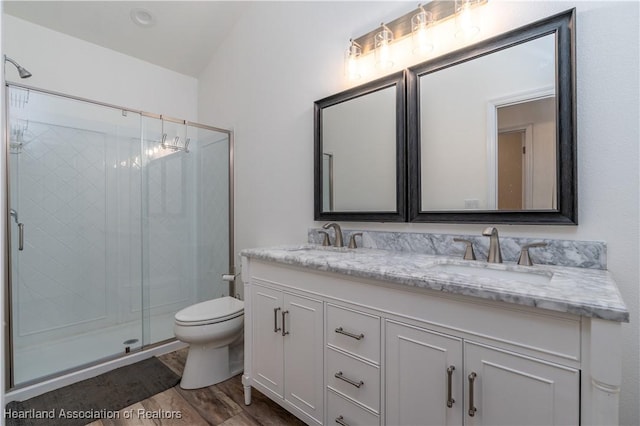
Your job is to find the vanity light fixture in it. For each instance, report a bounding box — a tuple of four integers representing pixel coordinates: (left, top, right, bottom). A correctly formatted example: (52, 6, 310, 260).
(345, 39, 362, 81)
(412, 6, 434, 54)
(374, 23, 395, 70)
(455, 0, 481, 40)
(344, 1, 487, 79)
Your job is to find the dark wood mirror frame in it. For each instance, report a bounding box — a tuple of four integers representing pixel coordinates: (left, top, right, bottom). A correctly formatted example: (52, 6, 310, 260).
(314, 71, 407, 222)
(407, 8, 576, 224)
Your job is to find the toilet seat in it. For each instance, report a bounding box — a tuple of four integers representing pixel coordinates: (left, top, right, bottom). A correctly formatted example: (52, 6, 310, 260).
(175, 296, 244, 327)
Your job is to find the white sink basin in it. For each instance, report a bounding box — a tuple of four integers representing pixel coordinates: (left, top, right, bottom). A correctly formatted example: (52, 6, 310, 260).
(429, 263, 552, 285)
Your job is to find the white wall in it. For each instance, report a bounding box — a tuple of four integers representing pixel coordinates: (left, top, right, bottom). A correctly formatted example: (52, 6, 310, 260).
(197, 1, 639, 423)
(3, 15, 198, 120)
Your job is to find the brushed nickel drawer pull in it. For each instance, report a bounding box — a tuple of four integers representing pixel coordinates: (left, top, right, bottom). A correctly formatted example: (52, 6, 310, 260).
(335, 327, 364, 341)
(281, 310, 289, 336)
(468, 372, 477, 417)
(273, 307, 281, 333)
(335, 415, 350, 426)
(447, 366, 455, 407)
(334, 371, 364, 388)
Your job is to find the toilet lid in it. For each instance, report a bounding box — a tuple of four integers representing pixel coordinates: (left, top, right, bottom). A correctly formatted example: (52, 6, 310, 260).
(175, 296, 244, 324)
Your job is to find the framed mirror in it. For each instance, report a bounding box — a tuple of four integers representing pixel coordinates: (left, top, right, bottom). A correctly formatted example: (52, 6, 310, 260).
(314, 71, 407, 221)
(407, 9, 576, 224)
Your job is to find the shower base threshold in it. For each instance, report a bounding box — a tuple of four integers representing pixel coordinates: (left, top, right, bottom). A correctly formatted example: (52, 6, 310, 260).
(11, 311, 177, 388)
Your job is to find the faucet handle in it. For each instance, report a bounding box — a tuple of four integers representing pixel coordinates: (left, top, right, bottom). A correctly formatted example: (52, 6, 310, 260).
(348, 233, 363, 249)
(517, 242, 547, 266)
(481, 226, 498, 237)
(318, 230, 331, 246)
(453, 238, 476, 260)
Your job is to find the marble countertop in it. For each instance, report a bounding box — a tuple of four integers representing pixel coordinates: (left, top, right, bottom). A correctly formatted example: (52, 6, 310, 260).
(240, 245, 629, 323)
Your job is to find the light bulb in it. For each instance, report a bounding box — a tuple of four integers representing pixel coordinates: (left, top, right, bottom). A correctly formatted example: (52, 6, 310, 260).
(375, 24, 394, 70)
(344, 39, 362, 80)
(412, 8, 434, 54)
(455, 0, 480, 40)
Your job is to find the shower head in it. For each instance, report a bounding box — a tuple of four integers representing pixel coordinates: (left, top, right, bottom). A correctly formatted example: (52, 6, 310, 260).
(4, 55, 32, 79)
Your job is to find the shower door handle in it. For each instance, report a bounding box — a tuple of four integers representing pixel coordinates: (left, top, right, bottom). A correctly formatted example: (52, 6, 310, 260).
(18, 223, 24, 251)
(9, 209, 23, 251)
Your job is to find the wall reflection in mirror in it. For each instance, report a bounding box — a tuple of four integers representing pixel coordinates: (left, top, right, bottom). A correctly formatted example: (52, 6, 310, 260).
(322, 85, 396, 212)
(314, 71, 406, 222)
(418, 34, 556, 212)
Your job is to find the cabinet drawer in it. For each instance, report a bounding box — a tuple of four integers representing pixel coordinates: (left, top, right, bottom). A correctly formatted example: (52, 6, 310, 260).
(327, 304, 380, 364)
(327, 389, 379, 426)
(327, 347, 380, 413)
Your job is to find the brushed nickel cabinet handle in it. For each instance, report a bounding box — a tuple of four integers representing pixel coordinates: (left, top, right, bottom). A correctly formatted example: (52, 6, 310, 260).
(335, 327, 364, 340)
(447, 366, 455, 408)
(468, 372, 477, 417)
(334, 371, 364, 388)
(273, 307, 281, 333)
(281, 310, 289, 336)
(335, 415, 350, 426)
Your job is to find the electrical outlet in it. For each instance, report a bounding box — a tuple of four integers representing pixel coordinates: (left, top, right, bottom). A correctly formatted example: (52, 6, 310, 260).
(464, 199, 480, 209)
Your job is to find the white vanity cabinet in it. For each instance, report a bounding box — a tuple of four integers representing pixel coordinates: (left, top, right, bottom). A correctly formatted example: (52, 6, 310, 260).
(248, 282, 324, 424)
(385, 320, 579, 426)
(463, 341, 579, 425)
(385, 320, 464, 426)
(385, 320, 580, 426)
(242, 253, 625, 426)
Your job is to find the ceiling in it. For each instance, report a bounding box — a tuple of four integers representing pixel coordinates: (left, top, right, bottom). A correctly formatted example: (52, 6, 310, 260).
(3, 1, 250, 77)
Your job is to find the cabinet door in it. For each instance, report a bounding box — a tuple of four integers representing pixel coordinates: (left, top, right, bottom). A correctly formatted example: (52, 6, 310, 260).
(464, 341, 579, 426)
(283, 292, 324, 423)
(385, 320, 463, 426)
(251, 284, 284, 398)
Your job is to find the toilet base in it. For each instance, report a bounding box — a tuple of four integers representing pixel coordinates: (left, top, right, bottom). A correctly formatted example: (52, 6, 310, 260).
(180, 344, 233, 389)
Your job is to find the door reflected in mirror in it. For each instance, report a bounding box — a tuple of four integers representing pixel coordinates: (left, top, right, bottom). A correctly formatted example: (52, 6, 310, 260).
(496, 96, 556, 210)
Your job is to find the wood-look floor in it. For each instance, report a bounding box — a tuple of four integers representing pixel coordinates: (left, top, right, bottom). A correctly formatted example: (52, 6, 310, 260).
(86, 349, 305, 426)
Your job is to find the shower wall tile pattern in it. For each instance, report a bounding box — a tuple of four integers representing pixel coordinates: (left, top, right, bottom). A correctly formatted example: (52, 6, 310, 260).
(145, 151, 194, 315)
(13, 122, 109, 344)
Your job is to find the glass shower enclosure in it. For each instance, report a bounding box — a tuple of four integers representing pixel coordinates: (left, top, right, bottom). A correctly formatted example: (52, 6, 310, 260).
(5, 84, 233, 388)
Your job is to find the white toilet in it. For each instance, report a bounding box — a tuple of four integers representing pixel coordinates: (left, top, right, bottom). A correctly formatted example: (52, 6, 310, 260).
(174, 296, 244, 389)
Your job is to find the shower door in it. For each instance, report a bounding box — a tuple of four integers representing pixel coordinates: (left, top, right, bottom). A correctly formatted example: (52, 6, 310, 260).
(140, 116, 232, 346)
(7, 86, 144, 386)
(6, 85, 233, 389)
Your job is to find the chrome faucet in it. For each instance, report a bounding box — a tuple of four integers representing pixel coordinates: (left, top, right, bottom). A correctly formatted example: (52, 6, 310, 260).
(322, 222, 343, 247)
(482, 227, 502, 263)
